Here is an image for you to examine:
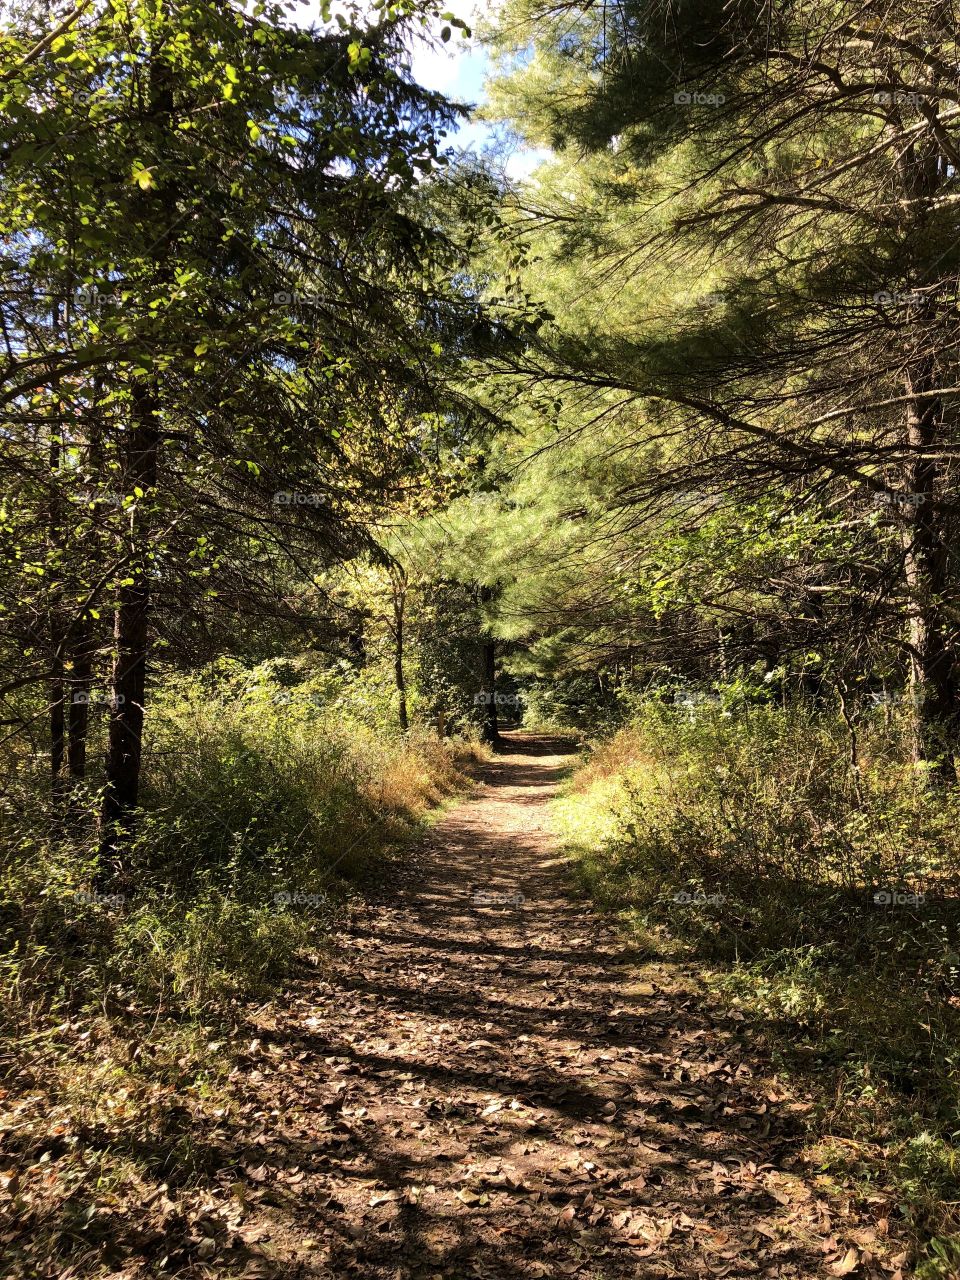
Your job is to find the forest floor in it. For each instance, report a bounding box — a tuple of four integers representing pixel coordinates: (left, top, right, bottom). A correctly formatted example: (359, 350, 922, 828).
(209, 731, 902, 1280)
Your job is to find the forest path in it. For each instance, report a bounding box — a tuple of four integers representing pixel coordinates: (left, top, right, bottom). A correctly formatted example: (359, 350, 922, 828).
(235, 732, 885, 1279)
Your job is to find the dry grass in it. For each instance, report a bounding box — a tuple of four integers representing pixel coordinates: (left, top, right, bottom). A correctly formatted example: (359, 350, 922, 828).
(372, 733, 488, 815)
(569, 726, 658, 790)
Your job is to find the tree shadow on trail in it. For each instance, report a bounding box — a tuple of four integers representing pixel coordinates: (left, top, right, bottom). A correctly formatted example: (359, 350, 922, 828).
(3, 733, 836, 1280)
(214, 735, 836, 1279)
(491, 731, 580, 759)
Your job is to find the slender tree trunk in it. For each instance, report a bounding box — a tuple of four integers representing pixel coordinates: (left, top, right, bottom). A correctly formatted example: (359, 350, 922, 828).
(99, 44, 171, 872)
(67, 385, 101, 794)
(477, 584, 500, 744)
(48, 441, 68, 804)
(837, 683, 864, 807)
(716, 624, 729, 683)
(479, 635, 499, 744)
(799, 586, 827, 703)
(348, 621, 366, 667)
(99, 381, 160, 868)
(901, 361, 957, 782)
(47, 302, 66, 805)
(392, 577, 408, 733)
(66, 612, 94, 782)
(894, 134, 958, 781)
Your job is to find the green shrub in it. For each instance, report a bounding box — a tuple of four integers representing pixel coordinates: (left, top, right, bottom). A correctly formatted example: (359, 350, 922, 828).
(0, 661, 479, 1031)
(559, 695, 960, 1247)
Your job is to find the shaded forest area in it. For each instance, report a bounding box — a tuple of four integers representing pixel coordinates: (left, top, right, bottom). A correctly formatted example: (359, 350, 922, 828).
(5, 0, 960, 1276)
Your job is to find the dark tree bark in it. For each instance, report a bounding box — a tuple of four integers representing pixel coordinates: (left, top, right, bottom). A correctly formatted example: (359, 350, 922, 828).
(98, 44, 172, 872)
(66, 612, 95, 783)
(347, 623, 367, 667)
(66, 387, 102, 793)
(48, 430, 66, 801)
(901, 362, 957, 782)
(99, 380, 160, 867)
(391, 567, 409, 733)
(479, 637, 499, 743)
(478, 582, 500, 745)
(47, 303, 66, 804)
(895, 131, 958, 781)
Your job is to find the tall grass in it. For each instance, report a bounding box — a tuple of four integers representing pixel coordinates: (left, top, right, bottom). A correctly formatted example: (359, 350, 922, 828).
(1, 660, 482, 1029)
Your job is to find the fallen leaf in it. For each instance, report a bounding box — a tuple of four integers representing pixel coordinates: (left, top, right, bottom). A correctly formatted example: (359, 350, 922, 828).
(369, 1190, 401, 1207)
(830, 1247, 860, 1276)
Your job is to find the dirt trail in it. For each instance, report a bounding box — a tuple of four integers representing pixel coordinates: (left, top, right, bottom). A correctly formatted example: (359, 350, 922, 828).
(235, 733, 884, 1279)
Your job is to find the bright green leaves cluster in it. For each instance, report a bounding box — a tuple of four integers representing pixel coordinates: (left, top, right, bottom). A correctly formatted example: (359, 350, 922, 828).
(0, 0, 476, 749)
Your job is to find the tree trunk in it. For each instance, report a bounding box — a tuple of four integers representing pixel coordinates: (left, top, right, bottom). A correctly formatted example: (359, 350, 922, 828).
(894, 131, 958, 782)
(66, 612, 94, 782)
(47, 304, 66, 805)
(479, 635, 499, 744)
(48, 487, 67, 804)
(901, 361, 957, 782)
(99, 43, 171, 871)
(67, 385, 101, 796)
(99, 381, 160, 869)
(477, 583, 501, 744)
(392, 579, 408, 733)
(49, 650, 65, 794)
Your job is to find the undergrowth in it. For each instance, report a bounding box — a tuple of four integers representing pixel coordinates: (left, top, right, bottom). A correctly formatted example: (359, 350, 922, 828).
(0, 658, 483, 1278)
(557, 696, 960, 1276)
